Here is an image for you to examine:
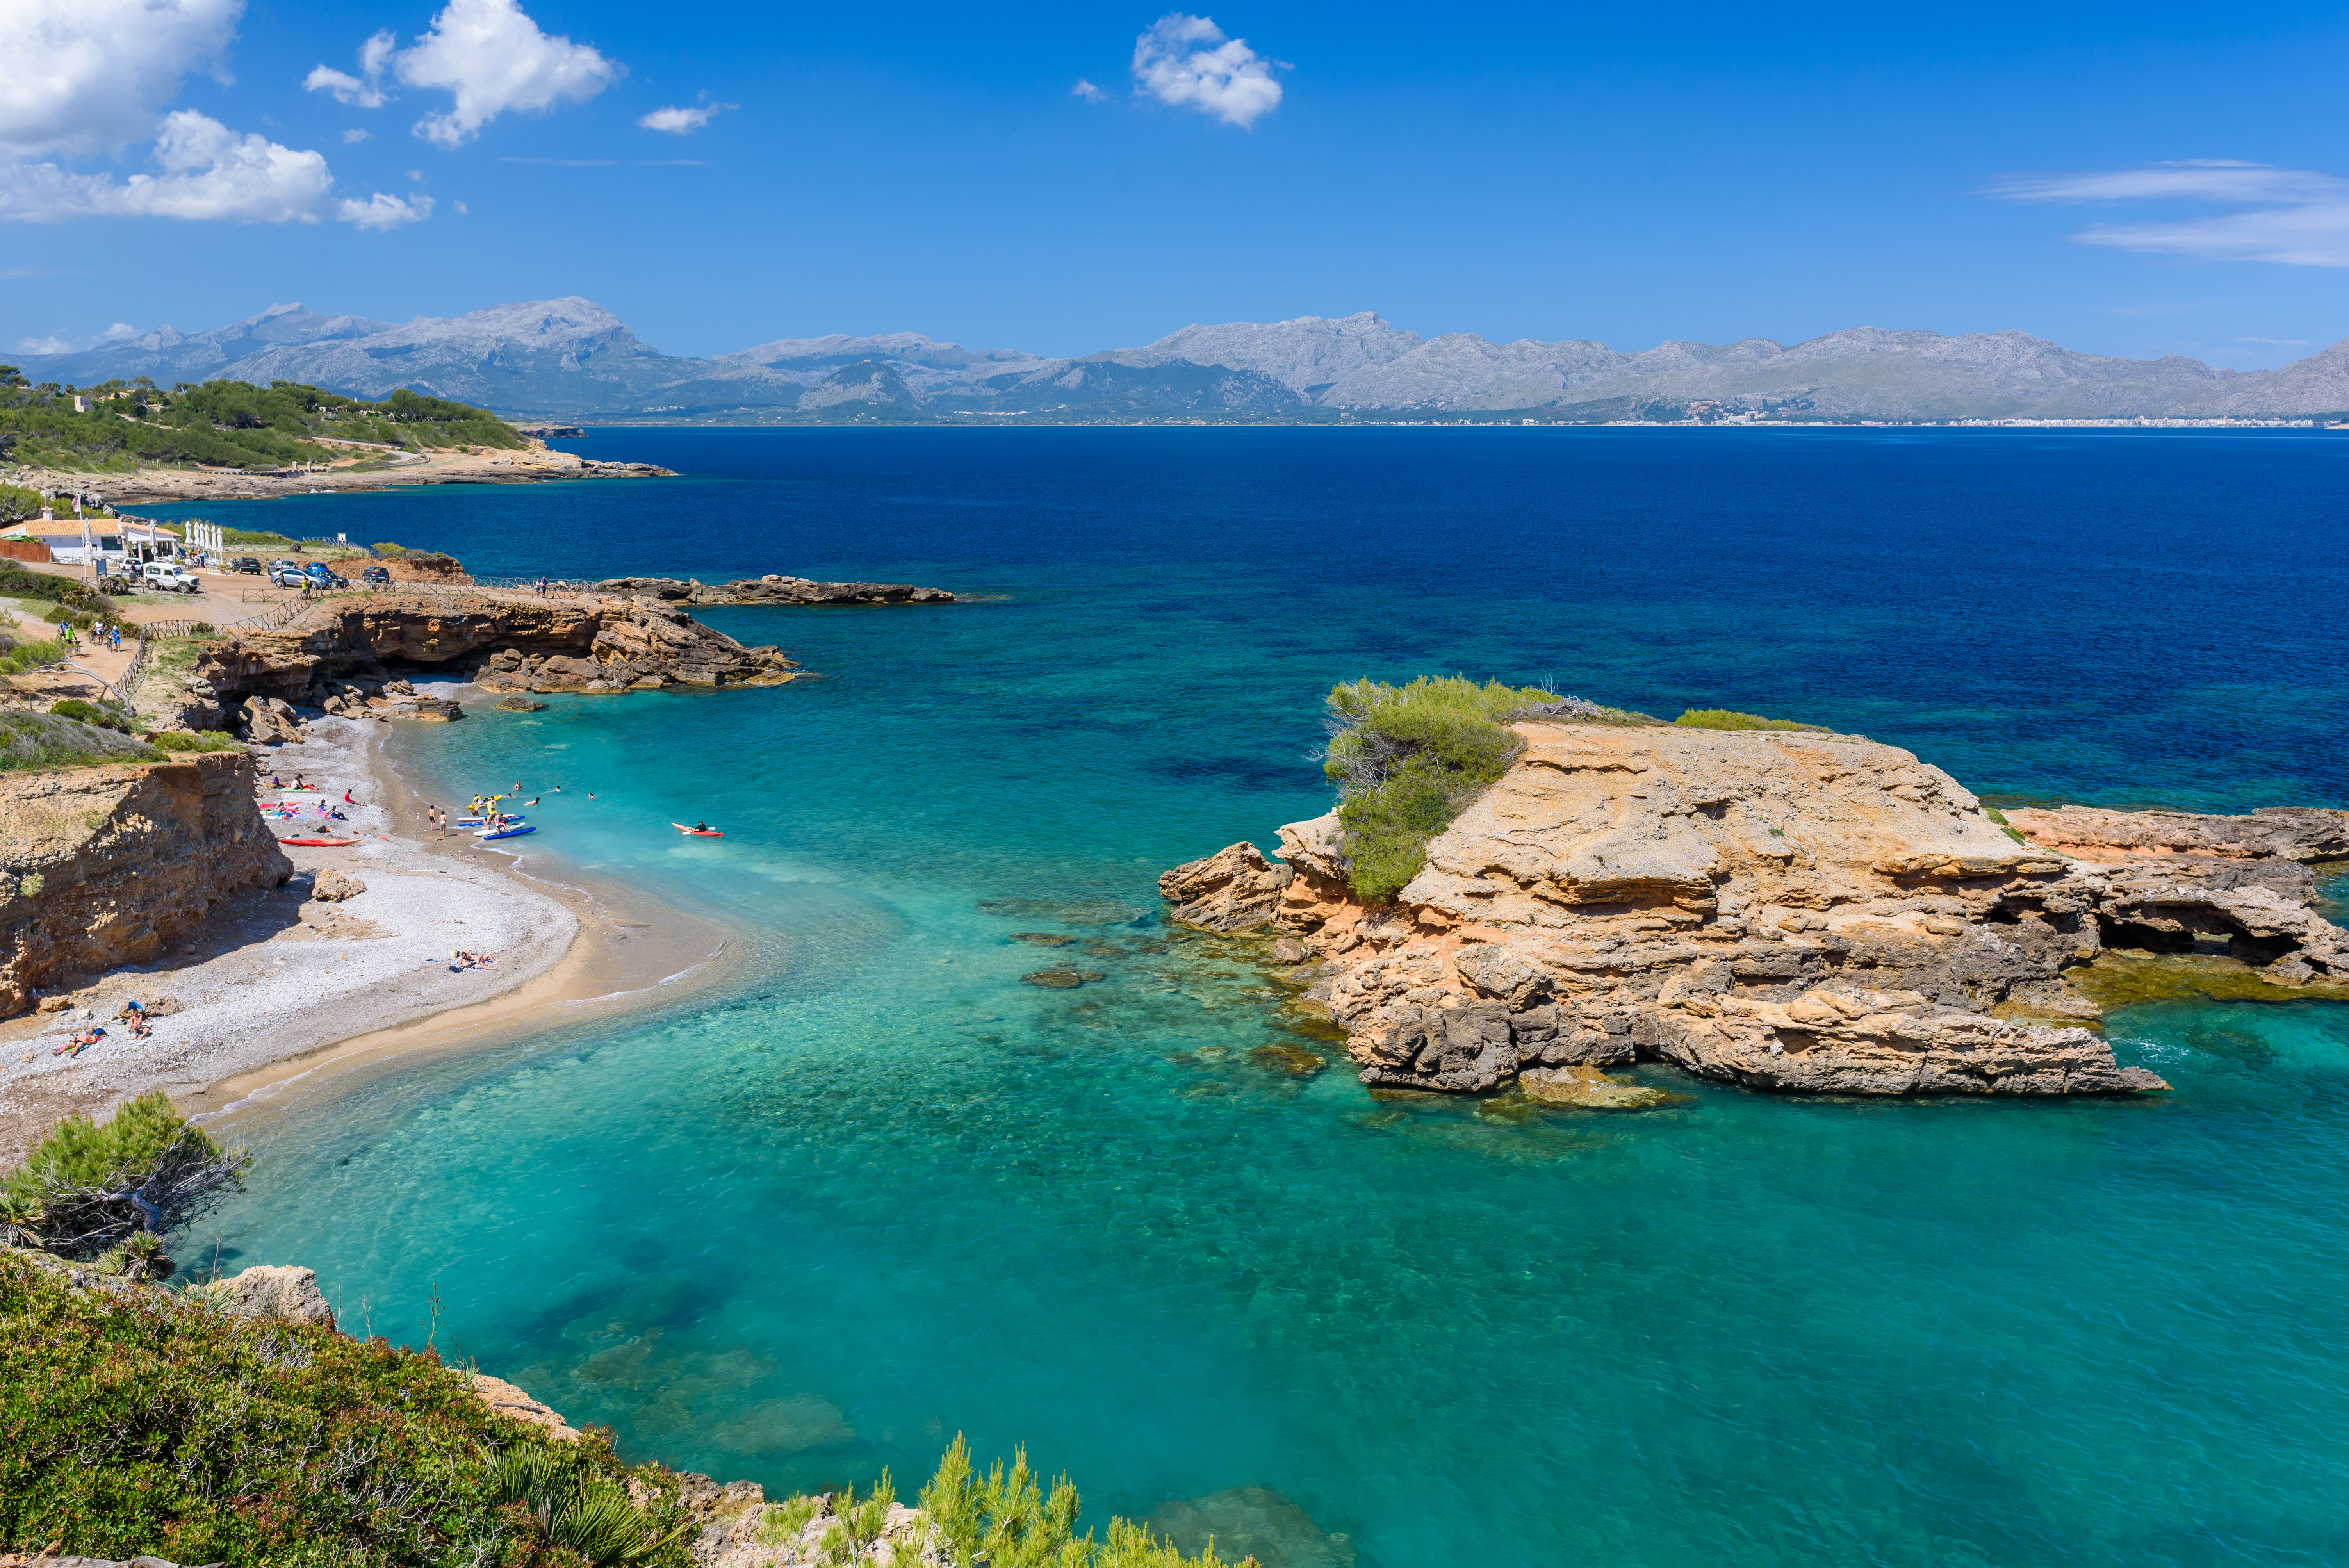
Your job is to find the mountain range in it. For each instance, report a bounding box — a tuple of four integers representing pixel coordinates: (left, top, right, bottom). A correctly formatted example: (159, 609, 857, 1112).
(14, 298, 2349, 422)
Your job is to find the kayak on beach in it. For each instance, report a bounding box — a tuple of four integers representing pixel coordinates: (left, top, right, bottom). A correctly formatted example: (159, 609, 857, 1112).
(480, 825, 536, 840)
(672, 822, 724, 837)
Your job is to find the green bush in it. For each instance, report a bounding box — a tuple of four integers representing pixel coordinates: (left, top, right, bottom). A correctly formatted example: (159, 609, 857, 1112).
(0, 638, 68, 676)
(48, 698, 134, 732)
(1322, 676, 1587, 902)
(0, 1091, 246, 1258)
(1672, 708, 1819, 732)
(150, 729, 244, 754)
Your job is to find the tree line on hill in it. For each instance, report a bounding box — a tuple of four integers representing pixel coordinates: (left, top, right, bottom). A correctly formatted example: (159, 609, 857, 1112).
(0, 366, 522, 473)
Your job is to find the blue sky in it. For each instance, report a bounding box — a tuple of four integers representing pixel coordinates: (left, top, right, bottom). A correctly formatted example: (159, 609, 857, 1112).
(4, 0, 2346, 365)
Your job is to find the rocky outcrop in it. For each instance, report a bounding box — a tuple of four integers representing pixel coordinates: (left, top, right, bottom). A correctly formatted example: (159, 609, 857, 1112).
(2003, 803, 2349, 863)
(1162, 723, 2347, 1099)
(597, 574, 955, 606)
(1158, 841, 1294, 931)
(469, 1372, 582, 1441)
(0, 751, 292, 1017)
(184, 592, 798, 725)
(185, 1263, 335, 1325)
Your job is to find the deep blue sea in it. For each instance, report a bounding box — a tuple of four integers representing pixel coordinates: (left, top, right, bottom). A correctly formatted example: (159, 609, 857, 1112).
(163, 429, 2349, 1568)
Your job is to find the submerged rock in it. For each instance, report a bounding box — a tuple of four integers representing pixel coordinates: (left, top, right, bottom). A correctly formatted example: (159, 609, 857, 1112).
(1021, 968, 1107, 989)
(1249, 1043, 1328, 1078)
(493, 695, 548, 712)
(1150, 1486, 1356, 1568)
(1010, 932, 1078, 947)
(1519, 1065, 1676, 1109)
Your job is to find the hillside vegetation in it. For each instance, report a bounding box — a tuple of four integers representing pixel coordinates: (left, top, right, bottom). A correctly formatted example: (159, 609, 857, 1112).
(0, 364, 520, 472)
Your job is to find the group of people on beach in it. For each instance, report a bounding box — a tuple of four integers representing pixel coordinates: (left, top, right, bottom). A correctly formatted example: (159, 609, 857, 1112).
(50, 999, 154, 1060)
(449, 950, 498, 971)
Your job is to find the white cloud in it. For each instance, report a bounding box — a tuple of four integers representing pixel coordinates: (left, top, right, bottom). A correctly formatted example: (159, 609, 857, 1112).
(639, 101, 733, 135)
(385, 0, 622, 149)
(1994, 160, 2349, 267)
(0, 111, 334, 223)
(2239, 336, 2308, 346)
(1073, 79, 1107, 104)
(0, 0, 243, 158)
(343, 128, 373, 144)
(17, 322, 143, 354)
(1131, 13, 1282, 129)
(339, 191, 433, 230)
(305, 29, 397, 109)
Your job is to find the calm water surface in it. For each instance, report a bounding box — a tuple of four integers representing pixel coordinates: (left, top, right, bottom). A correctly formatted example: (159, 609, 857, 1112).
(171, 430, 2349, 1568)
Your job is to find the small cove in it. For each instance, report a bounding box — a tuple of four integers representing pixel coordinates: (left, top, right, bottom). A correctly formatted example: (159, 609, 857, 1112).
(173, 428, 2349, 1568)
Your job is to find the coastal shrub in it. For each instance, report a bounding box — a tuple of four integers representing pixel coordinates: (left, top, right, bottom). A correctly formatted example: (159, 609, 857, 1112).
(1673, 708, 1819, 732)
(0, 1092, 247, 1258)
(0, 709, 162, 770)
(0, 563, 105, 612)
(0, 1251, 699, 1566)
(914, 1435, 1233, 1568)
(1322, 676, 1608, 903)
(48, 697, 134, 732)
(150, 728, 244, 753)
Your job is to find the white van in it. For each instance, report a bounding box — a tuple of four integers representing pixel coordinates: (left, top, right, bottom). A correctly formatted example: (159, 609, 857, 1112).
(140, 561, 202, 594)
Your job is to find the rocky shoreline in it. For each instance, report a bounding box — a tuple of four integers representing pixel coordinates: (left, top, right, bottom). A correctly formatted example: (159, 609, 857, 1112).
(597, 575, 956, 607)
(1161, 721, 2349, 1100)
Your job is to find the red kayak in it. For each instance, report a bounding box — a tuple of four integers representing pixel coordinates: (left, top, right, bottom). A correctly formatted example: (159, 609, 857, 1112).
(280, 836, 358, 846)
(671, 822, 724, 837)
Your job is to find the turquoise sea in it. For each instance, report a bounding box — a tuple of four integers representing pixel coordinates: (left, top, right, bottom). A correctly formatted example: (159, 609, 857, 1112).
(169, 429, 2349, 1567)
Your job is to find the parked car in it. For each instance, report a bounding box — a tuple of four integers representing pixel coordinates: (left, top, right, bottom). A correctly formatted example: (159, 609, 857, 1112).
(139, 561, 203, 594)
(230, 556, 264, 574)
(362, 564, 392, 586)
(268, 562, 307, 588)
(304, 562, 349, 589)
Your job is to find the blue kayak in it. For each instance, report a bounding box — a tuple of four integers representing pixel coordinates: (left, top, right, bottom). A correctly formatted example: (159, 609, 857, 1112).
(480, 825, 536, 840)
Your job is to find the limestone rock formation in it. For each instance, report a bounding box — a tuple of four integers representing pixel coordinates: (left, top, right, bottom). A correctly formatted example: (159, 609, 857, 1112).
(2003, 803, 2349, 863)
(1157, 841, 1293, 931)
(187, 1263, 335, 1325)
(1162, 722, 2345, 1099)
(186, 592, 797, 723)
(309, 866, 365, 902)
(597, 574, 955, 606)
(469, 1372, 582, 1441)
(0, 752, 292, 1017)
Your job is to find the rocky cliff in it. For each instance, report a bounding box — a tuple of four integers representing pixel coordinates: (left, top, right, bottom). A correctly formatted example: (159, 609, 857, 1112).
(180, 592, 798, 727)
(1162, 722, 2349, 1099)
(0, 752, 292, 1017)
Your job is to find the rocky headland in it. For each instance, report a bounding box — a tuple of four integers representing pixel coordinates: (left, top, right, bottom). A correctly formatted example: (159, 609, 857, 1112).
(163, 590, 800, 734)
(1161, 721, 2349, 1099)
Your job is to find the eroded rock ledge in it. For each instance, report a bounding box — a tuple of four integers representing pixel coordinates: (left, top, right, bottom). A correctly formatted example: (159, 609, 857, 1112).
(597, 575, 955, 606)
(175, 592, 798, 732)
(1161, 722, 2349, 1099)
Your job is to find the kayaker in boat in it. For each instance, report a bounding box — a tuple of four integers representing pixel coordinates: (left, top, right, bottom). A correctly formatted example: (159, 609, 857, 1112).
(695, 820, 709, 833)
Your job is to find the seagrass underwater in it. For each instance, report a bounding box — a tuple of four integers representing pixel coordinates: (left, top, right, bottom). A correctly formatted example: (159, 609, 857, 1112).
(71, 426, 2349, 1566)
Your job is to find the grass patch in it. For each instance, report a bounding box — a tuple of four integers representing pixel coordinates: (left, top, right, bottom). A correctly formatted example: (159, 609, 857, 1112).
(1673, 708, 1822, 732)
(1323, 676, 1643, 902)
(47, 698, 134, 732)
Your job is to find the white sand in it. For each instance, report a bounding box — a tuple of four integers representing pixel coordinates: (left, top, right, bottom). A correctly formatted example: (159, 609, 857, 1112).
(0, 716, 580, 1151)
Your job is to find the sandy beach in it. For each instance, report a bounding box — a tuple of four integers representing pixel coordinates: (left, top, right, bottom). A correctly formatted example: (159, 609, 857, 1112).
(0, 706, 738, 1162)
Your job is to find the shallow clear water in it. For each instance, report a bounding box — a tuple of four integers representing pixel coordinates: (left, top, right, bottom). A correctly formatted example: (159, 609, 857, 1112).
(177, 430, 2349, 1567)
